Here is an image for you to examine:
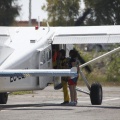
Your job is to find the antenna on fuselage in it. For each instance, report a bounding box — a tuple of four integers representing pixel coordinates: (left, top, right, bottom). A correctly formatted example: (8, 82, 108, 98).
(47, 22, 50, 32)
(38, 16, 40, 28)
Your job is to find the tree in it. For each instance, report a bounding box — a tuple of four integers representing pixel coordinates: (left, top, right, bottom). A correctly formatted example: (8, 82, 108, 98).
(106, 52, 120, 82)
(84, 0, 120, 25)
(74, 8, 91, 26)
(0, 0, 20, 26)
(42, 0, 80, 26)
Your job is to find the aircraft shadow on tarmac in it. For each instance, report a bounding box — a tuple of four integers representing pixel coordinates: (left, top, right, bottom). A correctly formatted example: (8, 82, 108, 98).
(0, 103, 120, 111)
(0, 103, 74, 111)
(78, 105, 120, 110)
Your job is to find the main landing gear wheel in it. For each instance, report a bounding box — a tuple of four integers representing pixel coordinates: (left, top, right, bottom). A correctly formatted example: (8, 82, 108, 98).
(0, 92, 8, 104)
(90, 82, 103, 105)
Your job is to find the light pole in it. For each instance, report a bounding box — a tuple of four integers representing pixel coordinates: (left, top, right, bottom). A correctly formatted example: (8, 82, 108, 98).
(29, 0, 32, 26)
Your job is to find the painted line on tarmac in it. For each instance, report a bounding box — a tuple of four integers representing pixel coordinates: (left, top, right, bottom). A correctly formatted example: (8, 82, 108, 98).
(103, 97, 120, 102)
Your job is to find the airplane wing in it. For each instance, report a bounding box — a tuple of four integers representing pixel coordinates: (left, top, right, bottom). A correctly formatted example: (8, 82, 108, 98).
(52, 25, 120, 44)
(0, 68, 77, 78)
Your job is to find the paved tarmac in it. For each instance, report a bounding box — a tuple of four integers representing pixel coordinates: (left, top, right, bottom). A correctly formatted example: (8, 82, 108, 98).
(0, 86, 120, 120)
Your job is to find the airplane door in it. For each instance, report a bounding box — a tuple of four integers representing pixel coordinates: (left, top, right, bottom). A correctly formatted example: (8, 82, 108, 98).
(39, 45, 53, 89)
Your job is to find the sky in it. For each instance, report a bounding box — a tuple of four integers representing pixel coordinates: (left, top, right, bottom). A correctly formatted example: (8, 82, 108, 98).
(16, 0, 85, 21)
(16, 0, 47, 21)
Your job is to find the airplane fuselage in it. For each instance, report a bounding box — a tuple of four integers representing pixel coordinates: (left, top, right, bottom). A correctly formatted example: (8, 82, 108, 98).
(0, 27, 56, 92)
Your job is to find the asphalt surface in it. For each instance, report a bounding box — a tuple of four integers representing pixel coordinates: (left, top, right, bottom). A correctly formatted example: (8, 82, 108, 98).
(0, 86, 120, 120)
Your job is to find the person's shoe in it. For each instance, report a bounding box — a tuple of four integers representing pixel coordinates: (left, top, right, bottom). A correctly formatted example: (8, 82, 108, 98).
(75, 101, 78, 105)
(61, 101, 69, 105)
(68, 101, 77, 106)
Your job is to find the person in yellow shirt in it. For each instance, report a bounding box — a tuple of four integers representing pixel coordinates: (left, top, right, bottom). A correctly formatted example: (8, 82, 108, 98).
(57, 49, 69, 105)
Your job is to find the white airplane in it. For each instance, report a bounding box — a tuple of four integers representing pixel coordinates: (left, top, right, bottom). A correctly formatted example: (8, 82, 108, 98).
(0, 25, 120, 105)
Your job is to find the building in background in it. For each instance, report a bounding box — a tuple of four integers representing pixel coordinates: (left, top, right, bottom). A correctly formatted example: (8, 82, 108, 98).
(13, 19, 46, 26)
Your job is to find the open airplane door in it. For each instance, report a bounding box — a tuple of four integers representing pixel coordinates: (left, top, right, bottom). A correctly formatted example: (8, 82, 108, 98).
(38, 45, 53, 89)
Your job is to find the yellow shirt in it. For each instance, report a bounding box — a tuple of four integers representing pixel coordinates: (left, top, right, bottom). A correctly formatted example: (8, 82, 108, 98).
(57, 58, 68, 69)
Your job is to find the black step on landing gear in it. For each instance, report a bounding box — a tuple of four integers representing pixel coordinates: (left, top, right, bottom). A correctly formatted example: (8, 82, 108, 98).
(0, 92, 8, 104)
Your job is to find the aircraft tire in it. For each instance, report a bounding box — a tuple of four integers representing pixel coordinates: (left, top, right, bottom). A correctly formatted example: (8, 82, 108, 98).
(0, 92, 8, 104)
(90, 82, 102, 105)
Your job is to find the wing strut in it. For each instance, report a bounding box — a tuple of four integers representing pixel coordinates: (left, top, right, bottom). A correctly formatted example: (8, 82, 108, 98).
(80, 46, 120, 68)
